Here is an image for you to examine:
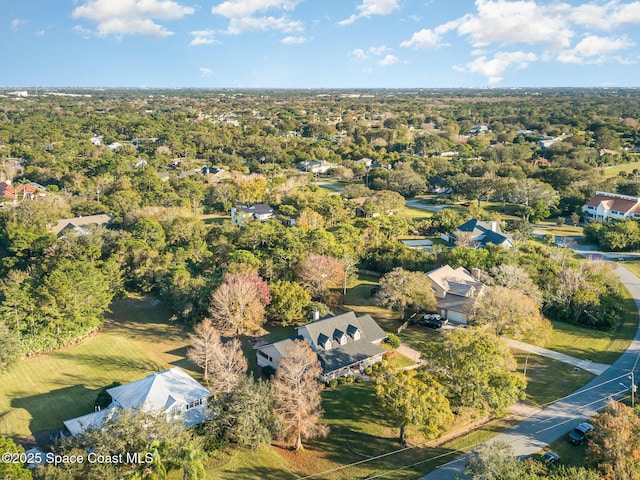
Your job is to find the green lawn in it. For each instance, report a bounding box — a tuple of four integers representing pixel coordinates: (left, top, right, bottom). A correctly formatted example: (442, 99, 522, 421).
(205, 383, 519, 480)
(199, 212, 230, 224)
(601, 160, 640, 179)
(0, 295, 195, 439)
(544, 285, 638, 365)
(616, 258, 640, 279)
(532, 221, 585, 237)
(511, 351, 596, 407)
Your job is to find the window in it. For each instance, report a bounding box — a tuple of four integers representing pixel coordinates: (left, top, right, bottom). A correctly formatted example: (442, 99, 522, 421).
(258, 350, 272, 362)
(187, 398, 203, 410)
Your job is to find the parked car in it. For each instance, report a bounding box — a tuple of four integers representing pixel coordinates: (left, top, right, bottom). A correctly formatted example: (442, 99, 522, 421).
(419, 314, 447, 329)
(541, 451, 560, 465)
(568, 422, 594, 445)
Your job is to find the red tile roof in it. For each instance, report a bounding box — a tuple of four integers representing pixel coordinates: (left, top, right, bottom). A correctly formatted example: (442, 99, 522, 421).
(587, 194, 640, 214)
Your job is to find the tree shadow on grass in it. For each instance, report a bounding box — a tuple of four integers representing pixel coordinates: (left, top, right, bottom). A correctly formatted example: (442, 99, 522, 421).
(11, 384, 97, 436)
(215, 465, 298, 480)
(50, 351, 161, 373)
(166, 346, 200, 373)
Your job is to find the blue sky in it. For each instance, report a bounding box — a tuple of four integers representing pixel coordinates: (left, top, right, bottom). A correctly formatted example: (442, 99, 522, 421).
(3, 0, 640, 88)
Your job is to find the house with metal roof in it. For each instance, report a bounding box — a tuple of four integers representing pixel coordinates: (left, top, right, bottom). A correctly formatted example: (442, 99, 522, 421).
(446, 219, 514, 249)
(255, 311, 387, 382)
(231, 203, 274, 225)
(63, 367, 211, 436)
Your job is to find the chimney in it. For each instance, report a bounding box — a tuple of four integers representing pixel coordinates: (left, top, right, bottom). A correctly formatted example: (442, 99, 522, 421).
(312, 309, 320, 322)
(490, 221, 498, 232)
(471, 268, 481, 280)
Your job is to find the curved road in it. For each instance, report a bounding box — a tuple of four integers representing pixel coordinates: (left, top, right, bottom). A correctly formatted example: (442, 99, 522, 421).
(420, 263, 640, 480)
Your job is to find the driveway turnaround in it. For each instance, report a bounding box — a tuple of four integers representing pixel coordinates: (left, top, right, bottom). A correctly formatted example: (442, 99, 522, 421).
(419, 264, 640, 480)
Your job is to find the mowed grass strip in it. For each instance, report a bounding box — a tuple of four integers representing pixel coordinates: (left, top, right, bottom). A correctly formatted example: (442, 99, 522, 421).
(511, 351, 596, 407)
(0, 295, 194, 439)
(543, 285, 639, 365)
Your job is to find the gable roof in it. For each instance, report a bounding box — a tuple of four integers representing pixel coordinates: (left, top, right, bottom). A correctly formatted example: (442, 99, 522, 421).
(298, 311, 386, 350)
(50, 214, 113, 236)
(427, 265, 483, 298)
(107, 367, 210, 412)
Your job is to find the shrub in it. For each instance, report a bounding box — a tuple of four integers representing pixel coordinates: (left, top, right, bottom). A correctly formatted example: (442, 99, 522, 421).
(355, 377, 363, 383)
(364, 366, 373, 375)
(338, 377, 347, 385)
(328, 379, 338, 389)
(345, 375, 354, 383)
(386, 333, 401, 349)
(262, 366, 276, 379)
(379, 359, 388, 369)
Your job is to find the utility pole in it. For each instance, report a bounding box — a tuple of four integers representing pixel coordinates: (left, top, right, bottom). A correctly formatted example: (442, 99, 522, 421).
(631, 371, 636, 407)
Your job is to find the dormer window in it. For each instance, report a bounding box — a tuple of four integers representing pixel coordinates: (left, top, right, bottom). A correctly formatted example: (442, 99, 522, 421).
(333, 329, 347, 345)
(347, 324, 361, 341)
(318, 334, 332, 350)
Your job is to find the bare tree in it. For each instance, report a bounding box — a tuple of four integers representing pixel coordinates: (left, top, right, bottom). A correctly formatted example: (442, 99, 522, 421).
(297, 254, 345, 300)
(187, 319, 248, 394)
(454, 230, 475, 247)
(271, 340, 328, 451)
(209, 273, 271, 335)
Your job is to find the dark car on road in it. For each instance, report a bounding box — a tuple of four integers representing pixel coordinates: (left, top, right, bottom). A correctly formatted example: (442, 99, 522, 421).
(541, 451, 560, 465)
(568, 422, 594, 445)
(419, 313, 447, 329)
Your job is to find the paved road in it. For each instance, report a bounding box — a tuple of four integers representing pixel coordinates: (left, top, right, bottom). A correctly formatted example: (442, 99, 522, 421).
(420, 264, 640, 480)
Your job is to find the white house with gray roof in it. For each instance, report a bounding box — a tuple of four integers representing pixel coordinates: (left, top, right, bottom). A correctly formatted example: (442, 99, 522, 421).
(426, 265, 485, 325)
(63, 367, 211, 436)
(255, 311, 387, 382)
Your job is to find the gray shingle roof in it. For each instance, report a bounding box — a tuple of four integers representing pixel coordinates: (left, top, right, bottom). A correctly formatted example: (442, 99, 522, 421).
(298, 311, 386, 350)
(297, 311, 387, 374)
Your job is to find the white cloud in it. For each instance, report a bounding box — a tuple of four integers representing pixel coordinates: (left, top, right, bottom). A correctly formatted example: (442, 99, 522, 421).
(11, 18, 26, 31)
(226, 16, 302, 34)
(200, 67, 214, 77)
(212, 0, 301, 17)
(72, 0, 194, 39)
(461, 51, 537, 83)
(338, 0, 399, 25)
(572, 1, 640, 30)
(281, 35, 306, 44)
(455, 0, 573, 50)
(211, 0, 303, 34)
(190, 30, 217, 46)
(401, 28, 441, 49)
(379, 54, 399, 66)
(349, 48, 369, 60)
(369, 45, 391, 55)
(557, 34, 635, 64)
(36, 30, 45, 36)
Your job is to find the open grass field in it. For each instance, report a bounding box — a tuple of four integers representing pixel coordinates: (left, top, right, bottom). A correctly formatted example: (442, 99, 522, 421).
(544, 285, 638, 365)
(206, 382, 520, 480)
(511, 351, 596, 407)
(532, 221, 584, 238)
(0, 295, 194, 440)
(199, 212, 230, 224)
(601, 160, 640, 179)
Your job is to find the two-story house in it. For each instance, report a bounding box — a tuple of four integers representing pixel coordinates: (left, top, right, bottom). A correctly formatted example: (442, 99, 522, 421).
(582, 191, 640, 221)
